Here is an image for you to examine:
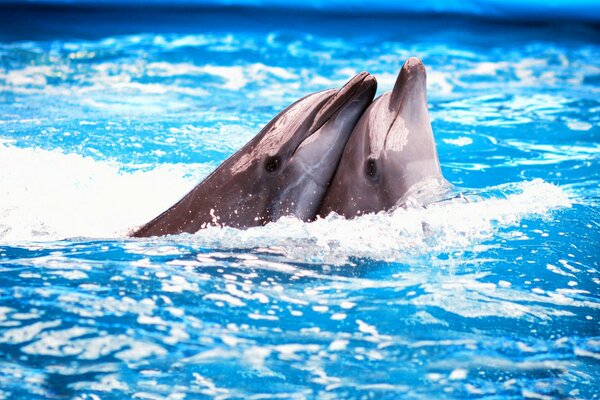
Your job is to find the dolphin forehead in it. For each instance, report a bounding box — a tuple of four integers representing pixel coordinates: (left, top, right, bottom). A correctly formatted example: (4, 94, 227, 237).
(263, 71, 375, 160)
(310, 71, 375, 133)
(228, 89, 336, 175)
(258, 90, 335, 154)
(229, 72, 377, 175)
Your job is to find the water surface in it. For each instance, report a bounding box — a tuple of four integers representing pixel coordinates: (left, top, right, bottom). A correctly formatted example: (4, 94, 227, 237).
(0, 8, 598, 399)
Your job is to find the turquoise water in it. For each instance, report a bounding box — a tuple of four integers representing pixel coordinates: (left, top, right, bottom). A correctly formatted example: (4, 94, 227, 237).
(0, 8, 599, 399)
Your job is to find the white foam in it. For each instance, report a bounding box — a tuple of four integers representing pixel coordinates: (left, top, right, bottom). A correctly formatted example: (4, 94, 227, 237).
(182, 179, 569, 263)
(0, 144, 206, 241)
(443, 137, 473, 146)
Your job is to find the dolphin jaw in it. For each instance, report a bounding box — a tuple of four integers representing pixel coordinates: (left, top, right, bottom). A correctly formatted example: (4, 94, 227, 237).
(392, 175, 453, 209)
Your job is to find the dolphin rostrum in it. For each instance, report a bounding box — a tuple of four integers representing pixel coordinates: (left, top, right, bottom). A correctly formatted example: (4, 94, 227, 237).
(132, 72, 377, 237)
(319, 58, 449, 219)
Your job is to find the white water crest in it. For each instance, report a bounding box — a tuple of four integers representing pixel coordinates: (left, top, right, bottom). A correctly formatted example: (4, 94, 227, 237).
(182, 179, 570, 263)
(0, 144, 571, 263)
(0, 143, 206, 241)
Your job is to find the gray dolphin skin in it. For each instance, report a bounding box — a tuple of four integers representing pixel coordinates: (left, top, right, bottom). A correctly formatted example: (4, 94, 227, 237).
(319, 57, 448, 219)
(132, 72, 377, 237)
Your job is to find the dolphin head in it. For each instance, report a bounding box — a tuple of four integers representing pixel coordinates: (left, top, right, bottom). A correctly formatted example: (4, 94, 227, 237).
(220, 71, 377, 225)
(131, 72, 376, 236)
(319, 58, 447, 218)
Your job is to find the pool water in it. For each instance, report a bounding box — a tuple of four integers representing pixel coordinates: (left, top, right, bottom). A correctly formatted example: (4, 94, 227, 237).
(0, 7, 599, 399)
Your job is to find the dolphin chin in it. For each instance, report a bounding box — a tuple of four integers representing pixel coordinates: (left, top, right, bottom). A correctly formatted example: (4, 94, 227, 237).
(318, 57, 449, 219)
(131, 72, 376, 237)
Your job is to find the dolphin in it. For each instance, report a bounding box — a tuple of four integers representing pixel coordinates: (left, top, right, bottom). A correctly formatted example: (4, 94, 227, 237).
(132, 72, 377, 237)
(318, 58, 449, 219)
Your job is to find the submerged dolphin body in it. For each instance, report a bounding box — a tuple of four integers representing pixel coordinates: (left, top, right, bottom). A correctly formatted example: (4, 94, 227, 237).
(319, 58, 449, 219)
(132, 72, 377, 237)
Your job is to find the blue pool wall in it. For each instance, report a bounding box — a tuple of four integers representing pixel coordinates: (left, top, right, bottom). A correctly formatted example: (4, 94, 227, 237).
(2, 0, 600, 22)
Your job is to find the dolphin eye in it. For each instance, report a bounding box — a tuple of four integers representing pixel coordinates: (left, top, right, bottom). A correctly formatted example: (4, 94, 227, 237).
(365, 158, 377, 178)
(265, 156, 281, 173)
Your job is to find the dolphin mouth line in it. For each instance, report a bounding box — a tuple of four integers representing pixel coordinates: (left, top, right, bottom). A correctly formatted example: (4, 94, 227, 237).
(308, 72, 372, 135)
(290, 72, 373, 158)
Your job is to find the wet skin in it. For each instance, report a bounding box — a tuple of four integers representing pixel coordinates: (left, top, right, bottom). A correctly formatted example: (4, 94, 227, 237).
(319, 58, 449, 219)
(132, 72, 377, 237)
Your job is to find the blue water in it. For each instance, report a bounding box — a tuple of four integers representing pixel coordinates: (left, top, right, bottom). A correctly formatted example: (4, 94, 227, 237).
(1, 7, 599, 399)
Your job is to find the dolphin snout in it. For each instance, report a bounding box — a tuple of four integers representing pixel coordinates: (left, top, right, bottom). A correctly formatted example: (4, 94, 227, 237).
(402, 57, 426, 89)
(402, 57, 426, 75)
(390, 57, 427, 108)
(309, 71, 376, 133)
(340, 71, 377, 108)
(345, 71, 377, 96)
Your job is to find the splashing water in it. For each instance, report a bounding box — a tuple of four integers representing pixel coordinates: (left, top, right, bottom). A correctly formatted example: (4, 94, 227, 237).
(0, 8, 598, 400)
